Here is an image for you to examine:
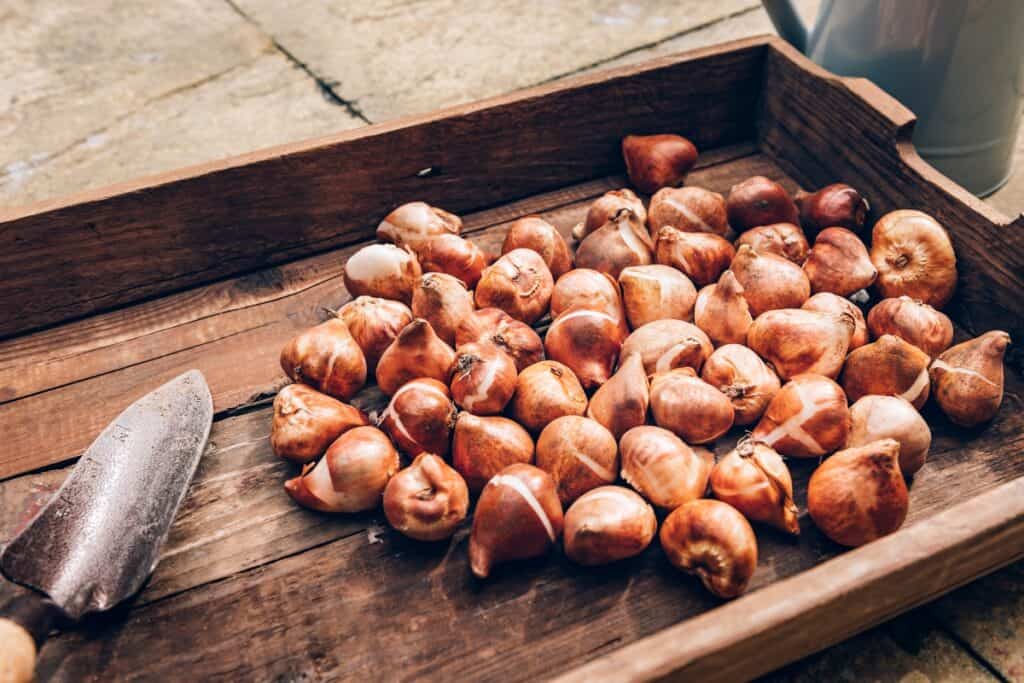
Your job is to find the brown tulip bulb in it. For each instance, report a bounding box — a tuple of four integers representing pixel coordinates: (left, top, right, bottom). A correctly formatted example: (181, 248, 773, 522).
(725, 176, 798, 232)
(284, 426, 399, 513)
(870, 210, 957, 307)
(475, 248, 554, 324)
(575, 189, 647, 241)
(710, 439, 799, 535)
(619, 264, 697, 327)
(802, 292, 869, 350)
(803, 227, 877, 296)
(848, 395, 931, 476)
(930, 330, 1011, 427)
(621, 133, 698, 194)
(449, 341, 518, 415)
(735, 223, 809, 264)
(807, 439, 908, 547)
(648, 186, 730, 237)
(375, 319, 456, 396)
(416, 234, 489, 289)
(280, 318, 367, 400)
(752, 373, 850, 458)
(693, 271, 753, 346)
(701, 344, 781, 426)
(649, 367, 735, 444)
(563, 486, 657, 565)
(379, 378, 457, 458)
(383, 454, 469, 541)
(376, 201, 461, 252)
(271, 384, 369, 463)
(512, 361, 588, 433)
(469, 464, 564, 579)
(621, 319, 713, 376)
(455, 307, 544, 372)
(654, 225, 736, 287)
(575, 208, 654, 279)
(796, 183, 870, 237)
(502, 216, 573, 279)
(841, 335, 932, 409)
(746, 308, 854, 380)
(867, 296, 954, 358)
(343, 243, 422, 304)
(620, 426, 713, 509)
(452, 413, 535, 493)
(544, 308, 626, 390)
(337, 296, 414, 370)
(587, 352, 650, 440)
(730, 244, 811, 316)
(550, 269, 627, 329)
(537, 416, 619, 505)
(411, 272, 474, 346)
(660, 499, 758, 599)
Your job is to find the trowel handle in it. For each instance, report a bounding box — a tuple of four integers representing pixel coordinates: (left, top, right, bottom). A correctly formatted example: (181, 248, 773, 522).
(0, 593, 60, 683)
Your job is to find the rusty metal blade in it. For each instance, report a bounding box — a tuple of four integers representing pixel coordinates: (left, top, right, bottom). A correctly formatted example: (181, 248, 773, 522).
(1, 370, 213, 620)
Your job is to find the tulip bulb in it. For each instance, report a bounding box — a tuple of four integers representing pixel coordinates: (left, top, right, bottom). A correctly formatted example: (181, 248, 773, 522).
(379, 378, 456, 458)
(511, 361, 588, 433)
(383, 454, 469, 541)
(930, 330, 1011, 427)
(620, 319, 713, 376)
(621, 133, 698, 194)
(563, 486, 657, 566)
(620, 426, 713, 510)
(416, 234, 489, 289)
(537, 416, 619, 505)
(848, 395, 931, 476)
(376, 201, 461, 251)
(730, 244, 810, 316)
(840, 334, 932, 409)
(280, 318, 367, 400)
(284, 426, 399, 513)
(271, 384, 369, 463)
(544, 308, 626, 390)
(802, 293, 868, 350)
(870, 210, 957, 307)
(649, 367, 735, 444)
(450, 341, 518, 415)
(575, 208, 653, 279)
(796, 183, 870, 237)
(375, 319, 455, 396)
(452, 413, 535, 493)
(693, 270, 753, 346)
(726, 176, 798, 232)
(701, 344, 780, 425)
(746, 308, 853, 380)
(550, 269, 627, 329)
(648, 186, 729, 237)
(619, 264, 697, 328)
(807, 439, 908, 547)
(752, 373, 850, 458)
(802, 227, 877, 297)
(343, 243, 422, 304)
(660, 499, 758, 599)
(469, 464, 564, 579)
(475, 248, 554, 324)
(575, 189, 647, 241)
(735, 223, 809, 264)
(866, 296, 953, 358)
(455, 307, 544, 372)
(502, 216, 573, 279)
(710, 439, 799, 535)
(587, 352, 650, 440)
(654, 225, 735, 287)
(411, 272, 474, 346)
(337, 296, 413, 370)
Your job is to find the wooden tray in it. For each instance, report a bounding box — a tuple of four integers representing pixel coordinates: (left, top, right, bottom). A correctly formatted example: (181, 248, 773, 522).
(1, 36, 1022, 682)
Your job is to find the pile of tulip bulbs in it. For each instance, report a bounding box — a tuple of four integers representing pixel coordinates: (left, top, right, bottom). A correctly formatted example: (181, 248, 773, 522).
(271, 133, 1010, 599)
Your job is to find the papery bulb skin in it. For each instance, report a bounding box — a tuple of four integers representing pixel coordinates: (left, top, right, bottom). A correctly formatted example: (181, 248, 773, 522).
(620, 319, 713, 376)
(449, 341, 518, 415)
(383, 454, 469, 541)
(746, 308, 854, 380)
(726, 176, 798, 232)
(803, 227, 877, 297)
(550, 269, 627, 330)
(411, 272, 474, 346)
(536, 416, 619, 505)
(735, 223, 809, 264)
(870, 210, 957, 307)
(469, 464, 564, 579)
(840, 334, 932, 409)
(730, 244, 811, 317)
(271, 384, 369, 464)
(649, 367, 735, 444)
(866, 296, 954, 358)
(807, 439, 908, 547)
(343, 243, 422, 304)
(280, 318, 367, 400)
(622, 134, 699, 194)
(654, 225, 735, 287)
(563, 486, 657, 566)
(587, 352, 650, 440)
(802, 293, 869, 350)
(284, 426, 399, 513)
(710, 439, 799, 534)
(619, 426, 714, 510)
(337, 296, 414, 371)
(575, 208, 654, 280)
(752, 373, 850, 458)
(796, 183, 870, 238)
(701, 344, 781, 426)
(452, 413, 535, 493)
(544, 308, 626, 390)
(475, 248, 554, 324)
(648, 187, 730, 238)
(379, 378, 457, 458)
(930, 330, 1011, 427)
(847, 395, 931, 476)
(376, 201, 461, 252)
(511, 361, 588, 433)
(693, 270, 753, 346)
(416, 234, 489, 289)
(375, 319, 456, 396)
(455, 307, 544, 372)
(502, 216, 573, 279)
(619, 264, 697, 327)
(659, 499, 758, 599)
(575, 189, 647, 241)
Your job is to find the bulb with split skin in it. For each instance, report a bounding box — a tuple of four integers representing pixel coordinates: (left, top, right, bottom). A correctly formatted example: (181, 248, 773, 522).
(455, 307, 544, 372)
(536, 416, 619, 505)
(343, 243, 422, 304)
(271, 384, 369, 464)
(451, 413, 535, 493)
(501, 216, 573, 279)
(411, 272, 475, 346)
(416, 233, 489, 289)
(840, 334, 932, 409)
(746, 308, 854, 381)
(802, 292, 869, 350)
(574, 208, 654, 279)
(654, 225, 735, 286)
(383, 453, 469, 541)
(620, 319, 713, 376)
(649, 367, 735, 445)
(930, 330, 1011, 427)
(337, 296, 413, 371)
(376, 201, 462, 252)
(701, 344, 780, 426)
(574, 189, 647, 241)
(693, 270, 753, 347)
(735, 223, 809, 264)
(730, 244, 811, 317)
(802, 227, 877, 297)
(648, 186, 730, 237)
(449, 341, 518, 415)
(511, 360, 588, 433)
(475, 248, 554, 324)
(619, 264, 697, 327)
(710, 438, 799, 535)
(619, 426, 713, 510)
(550, 268, 627, 331)
(751, 373, 850, 458)
(280, 318, 367, 401)
(378, 378, 456, 458)
(375, 319, 455, 396)
(544, 307, 626, 390)
(866, 296, 954, 358)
